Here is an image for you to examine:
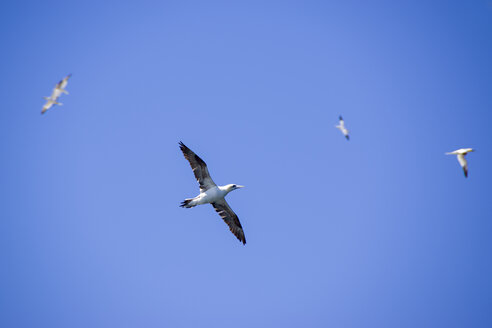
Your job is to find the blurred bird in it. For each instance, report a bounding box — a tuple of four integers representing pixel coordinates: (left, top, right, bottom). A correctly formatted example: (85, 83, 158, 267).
(41, 74, 71, 114)
(336, 115, 350, 140)
(179, 142, 246, 244)
(445, 148, 475, 178)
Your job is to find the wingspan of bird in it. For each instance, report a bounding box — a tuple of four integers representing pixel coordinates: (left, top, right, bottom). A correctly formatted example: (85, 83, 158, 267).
(212, 199, 246, 244)
(336, 116, 350, 140)
(446, 148, 474, 178)
(179, 141, 216, 191)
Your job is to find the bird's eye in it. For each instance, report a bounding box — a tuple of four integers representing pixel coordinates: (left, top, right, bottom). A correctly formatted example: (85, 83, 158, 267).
(232, 185, 236, 188)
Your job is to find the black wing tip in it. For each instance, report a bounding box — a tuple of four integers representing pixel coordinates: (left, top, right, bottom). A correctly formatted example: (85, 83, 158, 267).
(180, 199, 194, 208)
(464, 170, 468, 178)
(345, 135, 350, 140)
(178, 141, 187, 150)
(235, 226, 246, 245)
(236, 234, 246, 245)
(339, 115, 343, 120)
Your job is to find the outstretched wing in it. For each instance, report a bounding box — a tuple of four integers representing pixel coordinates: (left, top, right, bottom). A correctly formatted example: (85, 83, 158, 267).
(337, 116, 349, 139)
(179, 142, 216, 191)
(457, 154, 468, 178)
(41, 102, 51, 114)
(338, 116, 346, 129)
(211, 199, 246, 245)
(57, 74, 71, 89)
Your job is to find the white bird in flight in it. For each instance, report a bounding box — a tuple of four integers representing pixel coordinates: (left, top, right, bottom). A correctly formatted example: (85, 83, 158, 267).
(179, 142, 246, 244)
(41, 74, 71, 114)
(445, 148, 475, 178)
(336, 115, 349, 140)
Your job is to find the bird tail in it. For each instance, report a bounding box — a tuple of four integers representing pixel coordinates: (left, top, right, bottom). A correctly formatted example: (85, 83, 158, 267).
(180, 198, 196, 208)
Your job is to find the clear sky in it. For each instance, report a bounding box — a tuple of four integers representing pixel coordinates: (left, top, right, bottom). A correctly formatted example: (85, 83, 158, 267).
(1, 0, 491, 327)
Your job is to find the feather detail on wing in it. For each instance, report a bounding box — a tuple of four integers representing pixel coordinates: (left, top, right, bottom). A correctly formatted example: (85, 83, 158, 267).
(179, 142, 216, 191)
(212, 199, 246, 245)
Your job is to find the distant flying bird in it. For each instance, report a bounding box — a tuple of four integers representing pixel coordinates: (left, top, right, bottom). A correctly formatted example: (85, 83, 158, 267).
(336, 116, 350, 140)
(41, 97, 62, 115)
(179, 142, 246, 244)
(41, 74, 71, 115)
(446, 148, 475, 178)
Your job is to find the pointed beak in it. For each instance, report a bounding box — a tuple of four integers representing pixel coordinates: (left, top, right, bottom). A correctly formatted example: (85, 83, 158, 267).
(236, 185, 245, 189)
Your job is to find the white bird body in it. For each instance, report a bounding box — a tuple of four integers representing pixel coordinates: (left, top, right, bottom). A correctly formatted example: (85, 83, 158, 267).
(185, 184, 241, 207)
(446, 148, 474, 178)
(336, 115, 350, 140)
(51, 88, 64, 100)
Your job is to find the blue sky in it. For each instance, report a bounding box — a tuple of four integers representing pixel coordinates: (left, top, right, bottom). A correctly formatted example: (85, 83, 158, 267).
(1, 0, 491, 327)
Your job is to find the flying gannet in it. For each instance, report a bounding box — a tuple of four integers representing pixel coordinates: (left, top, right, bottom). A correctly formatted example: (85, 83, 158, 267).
(445, 148, 475, 178)
(336, 115, 350, 140)
(41, 96, 62, 115)
(179, 142, 246, 244)
(41, 74, 71, 114)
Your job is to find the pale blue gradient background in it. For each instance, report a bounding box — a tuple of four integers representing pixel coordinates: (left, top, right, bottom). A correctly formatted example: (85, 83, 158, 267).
(1, 1, 491, 327)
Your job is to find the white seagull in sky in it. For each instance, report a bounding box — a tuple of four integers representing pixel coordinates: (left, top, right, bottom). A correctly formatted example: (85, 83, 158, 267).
(445, 148, 475, 178)
(336, 115, 350, 140)
(179, 142, 246, 244)
(41, 74, 71, 114)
